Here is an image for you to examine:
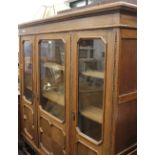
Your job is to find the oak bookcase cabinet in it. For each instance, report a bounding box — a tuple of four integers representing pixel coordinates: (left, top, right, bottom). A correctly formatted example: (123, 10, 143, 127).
(19, 2, 137, 155)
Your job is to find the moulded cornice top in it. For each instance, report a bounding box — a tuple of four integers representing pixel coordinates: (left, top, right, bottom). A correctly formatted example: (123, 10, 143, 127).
(18, 1, 137, 29)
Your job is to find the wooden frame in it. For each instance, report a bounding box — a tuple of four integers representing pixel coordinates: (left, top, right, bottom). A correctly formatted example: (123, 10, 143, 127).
(71, 32, 108, 155)
(35, 33, 71, 155)
(20, 35, 38, 147)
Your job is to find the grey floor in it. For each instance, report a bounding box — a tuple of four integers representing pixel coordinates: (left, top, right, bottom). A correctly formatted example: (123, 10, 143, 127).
(18, 149, 24, 155)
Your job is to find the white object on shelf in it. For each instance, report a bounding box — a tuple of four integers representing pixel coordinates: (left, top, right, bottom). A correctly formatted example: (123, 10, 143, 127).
(44, 62, 64, 70)
(81, 70, 104, 79)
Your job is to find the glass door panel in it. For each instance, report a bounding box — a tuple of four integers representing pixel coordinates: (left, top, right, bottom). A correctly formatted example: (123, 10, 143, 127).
(39, 40, 65, 121)
(23, 41, 33, 102)
(78, 38, 105, 141)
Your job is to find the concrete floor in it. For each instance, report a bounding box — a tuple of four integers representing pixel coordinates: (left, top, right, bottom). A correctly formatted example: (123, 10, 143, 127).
(18, 149, 24, 155)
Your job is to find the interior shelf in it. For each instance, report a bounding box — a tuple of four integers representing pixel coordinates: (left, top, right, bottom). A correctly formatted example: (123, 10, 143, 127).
(81, 70, 104, 79)
(79, 46, 94, 50)
(80, 105, 102, 123)
(26, 85, 32, 91)
(44, 62, 64, 70)
(42, 90, 64, 106)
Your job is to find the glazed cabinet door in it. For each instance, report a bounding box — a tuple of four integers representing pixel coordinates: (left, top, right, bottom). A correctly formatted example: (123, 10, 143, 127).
(36, 33, 70, 155)
(71, 30, 115, 155)
(20, 36, 37, 145)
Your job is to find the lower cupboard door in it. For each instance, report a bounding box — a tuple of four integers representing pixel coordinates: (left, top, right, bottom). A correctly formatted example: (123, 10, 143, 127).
(23, 104, 35, 141)
(39, 113, 66, 155)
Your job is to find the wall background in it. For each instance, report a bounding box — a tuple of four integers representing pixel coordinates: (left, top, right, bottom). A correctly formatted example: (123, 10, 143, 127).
(0, 0, 67, 154)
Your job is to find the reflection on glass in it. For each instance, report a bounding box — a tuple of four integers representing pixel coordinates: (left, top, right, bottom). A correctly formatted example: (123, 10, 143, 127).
(40, 40, 65, 121)
(24, 41, 33, 101)
(78, 39, 105, 141)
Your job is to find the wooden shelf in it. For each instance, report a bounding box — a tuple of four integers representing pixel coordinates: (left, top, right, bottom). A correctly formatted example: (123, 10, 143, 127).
(79, 46, 94, 50)
(80, 106, 102, 123)
(81, 70, 104, 79)
(42, 90, 64, 106)
(79, 58, 96, 61)
(26, 85, 32, 91)
(44, 62, 64, 70)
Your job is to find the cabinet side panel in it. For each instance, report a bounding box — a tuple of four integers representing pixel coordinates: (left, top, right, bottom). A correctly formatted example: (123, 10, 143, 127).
(115, 34, 137, 154)
(115, 100, 137, 154)
(119, 39, 137, 95)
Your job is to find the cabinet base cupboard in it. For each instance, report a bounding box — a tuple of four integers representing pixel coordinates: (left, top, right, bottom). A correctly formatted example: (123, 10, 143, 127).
(19, 2, 137, 155)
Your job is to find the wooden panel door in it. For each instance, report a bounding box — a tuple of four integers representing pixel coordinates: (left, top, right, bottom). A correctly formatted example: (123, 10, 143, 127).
(36, 33, 71, 155)
(20, 36, 37, 145)
(71, 30, 115, 155)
